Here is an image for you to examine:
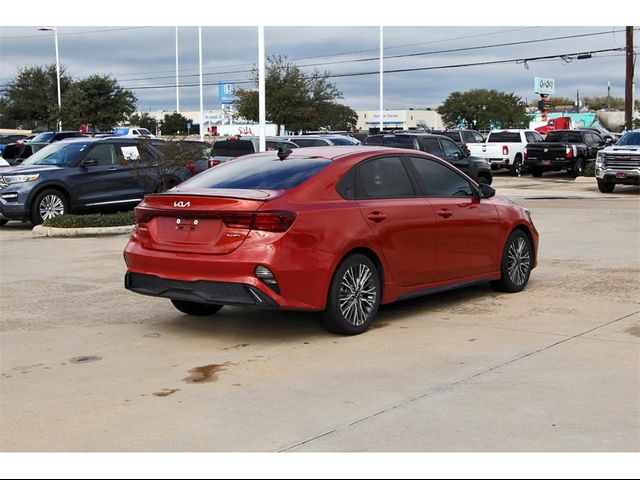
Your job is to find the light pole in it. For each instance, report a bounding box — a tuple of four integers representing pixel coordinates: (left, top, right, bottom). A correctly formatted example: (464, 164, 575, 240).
(38, 27, 62, 131)
(175, 26, 180, 113)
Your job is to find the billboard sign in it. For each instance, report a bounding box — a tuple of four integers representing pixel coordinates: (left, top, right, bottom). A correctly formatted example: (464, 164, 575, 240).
(219, 82, 236, 104)
(534, 77, 555, 95)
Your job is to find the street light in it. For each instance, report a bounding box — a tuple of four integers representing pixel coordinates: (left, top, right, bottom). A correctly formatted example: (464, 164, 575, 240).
(38, 27, 62, 132)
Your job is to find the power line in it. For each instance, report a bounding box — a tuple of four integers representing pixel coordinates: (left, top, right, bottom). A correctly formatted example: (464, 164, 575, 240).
(0, 26, 152, 40)
(116, 28, 629, 85)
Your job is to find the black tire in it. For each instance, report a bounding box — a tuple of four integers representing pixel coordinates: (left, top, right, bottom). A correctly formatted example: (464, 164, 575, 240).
(171, 299, 223, 316)
(30, 189, 68, 225)
(509, 156, 523, 177)
(0, 219, 8, 226)
(477, 173, 492, 185)
(531, 167, 544, 177)
(321, 254, 381, 335)
(570, 157, 585, 178)
(597, 178, 615, 193)
(491, 230, 533, 293)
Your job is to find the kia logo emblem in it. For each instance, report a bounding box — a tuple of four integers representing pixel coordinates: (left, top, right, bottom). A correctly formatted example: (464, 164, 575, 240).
(174, 201, 191, 208)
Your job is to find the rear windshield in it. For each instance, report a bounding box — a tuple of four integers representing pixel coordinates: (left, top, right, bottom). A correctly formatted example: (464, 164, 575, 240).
(616, 132, 640, 146)
(181, 155, 331, 190)
(31, 132, 55, 142)
(488, 132, 521, 142)
(439, 132, 461, 142)
(326, 136, 359, 145)
(545, 131, 584, 143)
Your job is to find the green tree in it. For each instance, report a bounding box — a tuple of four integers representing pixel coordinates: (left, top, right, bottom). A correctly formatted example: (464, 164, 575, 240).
(234, 56, 348, 134)
(438, 89, 529, 131)
(161, 112, 192, 135)
(582, 96, 625, 111)
(1, 64, 72, 129)
(311, 102, 358, 131)
(62, 75, 136, 131)
(128, 112, 159, 134)
(529, 96, 575, 108)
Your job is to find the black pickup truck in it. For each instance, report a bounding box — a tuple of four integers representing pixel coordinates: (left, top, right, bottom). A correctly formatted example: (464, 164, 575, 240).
(523, 129, 610, 177)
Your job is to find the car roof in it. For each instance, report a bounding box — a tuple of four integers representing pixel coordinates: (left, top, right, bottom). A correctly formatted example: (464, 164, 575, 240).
(244, 145, 428, 162)
(52, 136, 152, 145)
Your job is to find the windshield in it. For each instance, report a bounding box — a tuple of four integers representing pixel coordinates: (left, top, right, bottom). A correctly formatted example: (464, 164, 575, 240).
(21, 142, 91, 166)
(182, 154, 331, 190)
(616, 132, 640, 146)
(31, 132, 55, 142)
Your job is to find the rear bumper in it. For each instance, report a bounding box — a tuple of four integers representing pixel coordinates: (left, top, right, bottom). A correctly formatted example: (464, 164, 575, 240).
(125, 272, 278, 307)
(524, 158, 571, 169)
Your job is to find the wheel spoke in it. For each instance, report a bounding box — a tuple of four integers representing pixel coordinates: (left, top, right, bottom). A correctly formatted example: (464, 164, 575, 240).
(338, 263, 377, 327)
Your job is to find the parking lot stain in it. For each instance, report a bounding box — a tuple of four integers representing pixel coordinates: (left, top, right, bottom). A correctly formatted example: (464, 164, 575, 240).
(12, 364, 45, 371)
(219, 343, 249, 351)
(371, 322, 389, 329)
(70, 356, 102, 364)
(183, 364, 228, 384)
(143, 333, 162, 338)
(153, 388, 180, 397)
(624, 326, 640, 337)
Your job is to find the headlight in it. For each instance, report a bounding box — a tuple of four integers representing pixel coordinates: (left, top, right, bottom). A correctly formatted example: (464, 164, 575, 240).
(523, 207, 532, 222)
(596, 152, 604, 167)
(0, 174, 40, 185)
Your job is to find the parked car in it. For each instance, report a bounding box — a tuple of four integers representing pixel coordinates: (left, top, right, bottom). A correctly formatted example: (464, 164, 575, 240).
(0, 134, 29, 156)
(285, 134, 361, 146)
(524, 129, 609, 177)
(576, 127, 621, 144)
(468, 129, 545, 176)
(0, 131, 86, 165)
(123, 146, 538, 335)
(29, 131, 86, 143)
(594, 129, 640, 193)
(0, 137, 192, 226)
(431, 129, 485, 150)
(112, 126, 156, 138)
(362, 133, 493, 184)
(207, 136, 300, 165)
(0, 157, 10, 167)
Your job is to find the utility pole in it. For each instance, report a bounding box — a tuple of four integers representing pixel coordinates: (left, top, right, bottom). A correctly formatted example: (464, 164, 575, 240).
(625, 26, 634, 131)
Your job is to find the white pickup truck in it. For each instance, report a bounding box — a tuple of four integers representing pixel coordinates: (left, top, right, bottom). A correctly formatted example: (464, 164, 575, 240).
(468, 129, 544, 176)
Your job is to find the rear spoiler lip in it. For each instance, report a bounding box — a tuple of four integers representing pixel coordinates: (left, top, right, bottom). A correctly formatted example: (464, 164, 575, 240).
(146, 188, 283, 201)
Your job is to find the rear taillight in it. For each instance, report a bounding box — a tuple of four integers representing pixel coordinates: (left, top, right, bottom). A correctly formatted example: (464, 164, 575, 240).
(185, 162, 196, 175)
(207, 160, 221, 168)
(502, 145, 509, 155)
(221, 211, 296, 232)
(565, 146, 573, 158)
(135, 206, 154, 225)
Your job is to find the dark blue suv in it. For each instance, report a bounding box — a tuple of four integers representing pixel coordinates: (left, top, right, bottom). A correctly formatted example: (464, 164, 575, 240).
(0, 137, 191, 225)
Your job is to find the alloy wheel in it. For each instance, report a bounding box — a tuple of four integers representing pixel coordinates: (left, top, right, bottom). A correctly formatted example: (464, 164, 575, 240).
(39, 194, 65, 221)
(339, 263, 377, 327)
(507, 237, 531, 286)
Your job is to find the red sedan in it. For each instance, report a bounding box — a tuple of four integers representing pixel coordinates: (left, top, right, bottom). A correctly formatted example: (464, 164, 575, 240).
(124, 146, 538, 335)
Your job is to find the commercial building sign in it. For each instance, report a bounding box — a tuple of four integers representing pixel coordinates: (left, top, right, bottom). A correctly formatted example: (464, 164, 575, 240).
(534, 77, 555, 95)
(219, 83, 236, 104)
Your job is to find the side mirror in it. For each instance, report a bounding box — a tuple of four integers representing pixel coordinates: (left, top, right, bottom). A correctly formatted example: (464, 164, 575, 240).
(82, 158, 98, 167)
(450, 151, 461, 160)
(605, 138, 613, 145)
(478, 183, 495, 198)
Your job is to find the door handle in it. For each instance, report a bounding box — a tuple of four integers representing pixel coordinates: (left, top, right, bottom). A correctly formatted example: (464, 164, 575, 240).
(108, 167, 118, 171)
(366, 211, 386, 222)
(437, 209, 453, 219)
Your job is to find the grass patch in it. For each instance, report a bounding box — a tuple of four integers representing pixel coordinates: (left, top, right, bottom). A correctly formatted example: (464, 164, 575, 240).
(43, 211, 135, 228)
(584, 161, 596, 177)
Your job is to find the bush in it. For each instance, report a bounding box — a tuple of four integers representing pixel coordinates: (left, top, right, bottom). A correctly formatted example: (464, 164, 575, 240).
(584, 161, 596, 177)
(43, 211, 135, 228)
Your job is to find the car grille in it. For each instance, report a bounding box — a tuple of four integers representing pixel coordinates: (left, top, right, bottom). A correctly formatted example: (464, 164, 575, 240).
(603, 154, 640, 170)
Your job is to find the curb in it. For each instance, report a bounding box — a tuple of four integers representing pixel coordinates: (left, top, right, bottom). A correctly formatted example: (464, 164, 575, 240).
(33, 224, 134, 238)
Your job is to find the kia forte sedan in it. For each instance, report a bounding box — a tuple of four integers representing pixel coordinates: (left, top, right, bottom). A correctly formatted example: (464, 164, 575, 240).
(124, 146, 538, 335)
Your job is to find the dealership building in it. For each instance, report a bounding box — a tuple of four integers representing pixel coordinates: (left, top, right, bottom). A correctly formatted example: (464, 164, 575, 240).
(355, 108, 444, 132)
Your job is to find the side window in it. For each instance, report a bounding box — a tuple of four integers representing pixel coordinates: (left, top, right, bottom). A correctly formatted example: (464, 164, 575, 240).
(439, 138, 462, 158)
(356, 157, 416, 199)
(290, 138, 315, 147)
(363, 136, 383, 146)
(525, 132, 538, 143)
(418, 138, 442, 157)
(532, 132, 544, 142)
(336, 168, 356, 200)
(382, 136, 415, 149)
(408, 156, 474, 197)
(473, 132, 485, 143)
(462, 131, 475, 144)
(86, 144, 116, 165)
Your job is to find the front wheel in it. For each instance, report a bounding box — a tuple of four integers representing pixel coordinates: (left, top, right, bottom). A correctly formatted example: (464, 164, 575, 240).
(30, 189, 68, 225)
(491, 230, 533, 293)
(597, 178, 615, 193)
(321, 254, 381, 335)
(171, 299, 223, 316)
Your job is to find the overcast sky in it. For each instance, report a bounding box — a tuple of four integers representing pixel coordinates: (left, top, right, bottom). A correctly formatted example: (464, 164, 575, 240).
(1, 7, 635, 113)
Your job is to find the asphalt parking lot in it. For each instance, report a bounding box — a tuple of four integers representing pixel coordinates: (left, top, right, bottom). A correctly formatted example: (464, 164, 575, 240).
(1, 173, 638, 452)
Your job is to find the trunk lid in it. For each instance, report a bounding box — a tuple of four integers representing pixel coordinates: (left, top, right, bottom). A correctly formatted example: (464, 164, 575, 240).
(135, 189, 281, 254)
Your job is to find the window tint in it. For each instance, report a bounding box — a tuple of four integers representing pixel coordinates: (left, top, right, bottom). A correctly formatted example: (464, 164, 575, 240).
(567, 132, 584, 143)
(336, 168, 356, 199)
(356, 157, 416, 199)
(226, 140, 255, 155)
(363, 135, 383, 146)
(409, 156, 474, 197)
(462, 131, 476, 144)
(326, 137, 358, 145)
(212, 140, 230, 156)
(382, 136, 416, 149)
(291, 138, 327, 147)
(86, 144, 116, 165)
(181, 155, 331, 190)
(440, 132, 461, 143)
(488, 132, 521, 142)
(31, 132, 55, 142)
(617, 132, 640, 146)
(472, 132, 485, 143)
(439, 138, 461, 158)
(545, 131, 565, 142)
(525, 132, 538, 143)
(418, 138, 442, 156)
